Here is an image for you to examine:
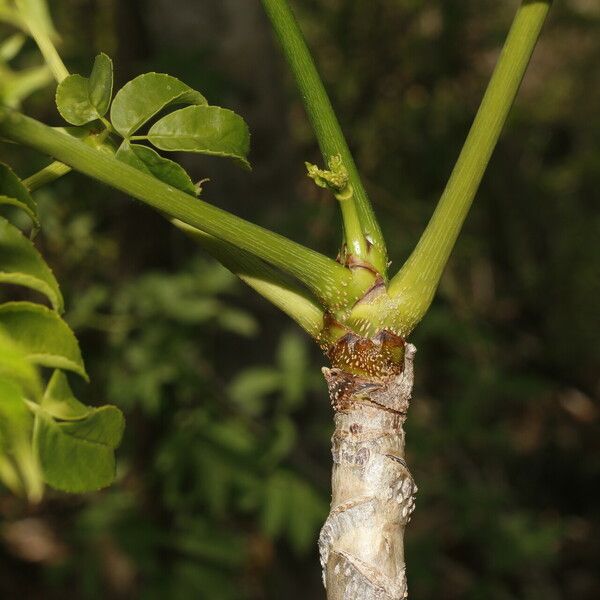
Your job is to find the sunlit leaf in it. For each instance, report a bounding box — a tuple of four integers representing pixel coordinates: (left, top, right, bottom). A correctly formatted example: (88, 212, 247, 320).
(34, 372, 124, 493)
(0, 302, 87, 380)
(148, 105, 251, 170)
(110, 72, 207, 137)
(35, 410, 119, 492)
(115, 140, 197, 195)
(0, 216, 64, 312)
(59, 405, 124, 447)
(40, 369, 90, 420)
(55, 54, 113, 126)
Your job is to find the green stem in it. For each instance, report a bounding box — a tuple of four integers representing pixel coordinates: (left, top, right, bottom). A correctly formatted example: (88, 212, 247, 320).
(261, 0, 387, 275)
(387, 0, 551, 333)
(173, 220, 324, 337)
(339, 192, 365, 258)
(0, 109, 355, 308)
(16, 1, 71, 188)
(99, 117, 115, 135)
(20, 18, 68, 83)
(23, 160, 71, 192)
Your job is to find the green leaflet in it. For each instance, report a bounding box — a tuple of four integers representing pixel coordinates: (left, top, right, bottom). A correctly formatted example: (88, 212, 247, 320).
(41, 369, 90, 420)
(0, 377, 43, 501)
(55, 53, 113, 126)
(59, 405, 124, 447)
(41, 371, 124, 440)
(0, 161, 39, 228)
(33, 373, 123, 493)
(88, 53, 113, 117)
(116, 140, 197, 196)
(148, 105, 251, 170)
(35, 410, 120, 493)
(0, 301, 87, 380)
(0, 216, 64, 312)
(110, 72, 207, 138)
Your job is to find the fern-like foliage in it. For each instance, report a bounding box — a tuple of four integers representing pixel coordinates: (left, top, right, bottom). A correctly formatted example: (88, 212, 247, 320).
(0, 161, 124, 501)
(0, 0, 251, 502)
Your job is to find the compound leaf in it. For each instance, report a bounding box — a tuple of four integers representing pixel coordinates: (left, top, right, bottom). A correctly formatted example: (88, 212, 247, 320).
(116, 140, 197, 196)
(0, 216, 64, 312)
(148, 105, 251, 170)
(110, 72, 207, 138)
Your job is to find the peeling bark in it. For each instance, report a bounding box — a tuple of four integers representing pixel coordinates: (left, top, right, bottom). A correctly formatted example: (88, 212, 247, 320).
(320, 343, 417, 599)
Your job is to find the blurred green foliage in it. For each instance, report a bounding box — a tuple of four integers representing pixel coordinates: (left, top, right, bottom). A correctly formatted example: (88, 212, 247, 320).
(0, 0, 598, 599)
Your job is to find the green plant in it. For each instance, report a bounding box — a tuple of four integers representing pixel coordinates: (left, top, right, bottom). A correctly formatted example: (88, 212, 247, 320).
(0, 0, 552, 596)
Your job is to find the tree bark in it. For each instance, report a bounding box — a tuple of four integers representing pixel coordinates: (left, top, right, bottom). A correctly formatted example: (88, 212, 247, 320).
(319, 340, 417, 599)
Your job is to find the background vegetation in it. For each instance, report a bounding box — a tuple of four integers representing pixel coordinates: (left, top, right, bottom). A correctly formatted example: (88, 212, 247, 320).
(1, 0, 598, 598)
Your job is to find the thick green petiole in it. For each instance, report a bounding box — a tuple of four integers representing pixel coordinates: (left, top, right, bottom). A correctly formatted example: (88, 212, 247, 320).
(261, 0, 387, 275)
(386, 0, 552, 335)
(173, 220, 324, 337)
(0, 109, 357, 309)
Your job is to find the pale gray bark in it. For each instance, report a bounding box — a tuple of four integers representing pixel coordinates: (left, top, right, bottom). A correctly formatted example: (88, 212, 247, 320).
(319, 344, 417, 599)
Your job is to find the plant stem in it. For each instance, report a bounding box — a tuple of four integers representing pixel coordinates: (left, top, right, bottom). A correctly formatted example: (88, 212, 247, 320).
(388, 0, 552, 334)
(0, 109, 357, 308)
(174, 220, 324, 337)
(16, 1, 71, 189)
(19, 17, 68, 83)
(320, 343, 417, 599)
(260, 0, 387, 275)
(23, 160, 71, 192)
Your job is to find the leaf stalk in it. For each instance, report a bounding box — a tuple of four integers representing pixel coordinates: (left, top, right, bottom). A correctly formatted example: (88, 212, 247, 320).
(260, 0, 387, 275)
(386, 0, 552, 335)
